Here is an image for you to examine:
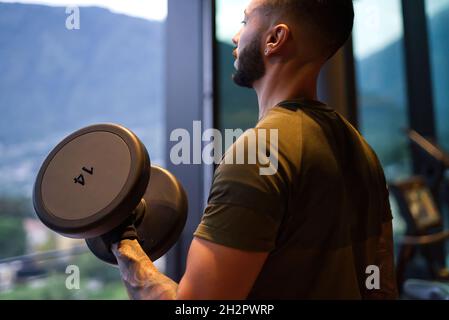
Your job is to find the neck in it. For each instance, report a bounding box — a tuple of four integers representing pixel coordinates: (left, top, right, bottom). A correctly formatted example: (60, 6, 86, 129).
(254, 62, 321, 120)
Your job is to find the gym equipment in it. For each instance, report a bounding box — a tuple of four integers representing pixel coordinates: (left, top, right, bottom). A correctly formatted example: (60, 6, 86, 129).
(389, 130, 449, 297)
(390, 177, 449, 295)
(403, 279, 449, 300)
(33, 124, 188, 265)
(407, 129, 449, 208)
(391, 177, 443, 235)
(408, 129, 449, 268)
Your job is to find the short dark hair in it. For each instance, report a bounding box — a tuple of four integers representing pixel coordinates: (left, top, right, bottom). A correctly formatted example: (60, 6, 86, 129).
(262, 0, 354, 58)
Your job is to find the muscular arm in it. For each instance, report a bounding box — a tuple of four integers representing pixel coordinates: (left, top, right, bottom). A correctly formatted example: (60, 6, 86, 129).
(111, 238, 269, 300)
(111, 240, 178, 300)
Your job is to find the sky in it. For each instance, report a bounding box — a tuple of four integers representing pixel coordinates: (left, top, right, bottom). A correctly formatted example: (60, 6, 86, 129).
(353, 0, 449, 59)
(0, 0, 168, 21)
(1, 0, 448, 58)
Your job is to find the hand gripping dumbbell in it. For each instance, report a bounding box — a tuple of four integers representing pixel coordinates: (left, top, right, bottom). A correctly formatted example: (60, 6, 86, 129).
(33, 124, 188, 264)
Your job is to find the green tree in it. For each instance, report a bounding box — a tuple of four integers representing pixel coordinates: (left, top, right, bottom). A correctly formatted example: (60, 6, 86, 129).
(0, 196, 34, 219)
(0, 217, 26, 259)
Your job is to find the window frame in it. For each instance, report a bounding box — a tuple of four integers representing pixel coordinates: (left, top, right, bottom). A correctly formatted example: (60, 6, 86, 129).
(165, 0, 215, 281)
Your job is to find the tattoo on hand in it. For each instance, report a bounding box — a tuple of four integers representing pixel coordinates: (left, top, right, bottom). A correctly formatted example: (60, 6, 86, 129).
(111, 240, 178, 300)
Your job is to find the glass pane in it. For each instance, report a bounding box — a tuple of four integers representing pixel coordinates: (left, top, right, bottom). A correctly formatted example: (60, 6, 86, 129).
(0, 0, 167, 299)
(425, 0, 449, 151)
(353, 0, 410, 239)
(215, 0, 258, 133)
(353, 0, 411, 182)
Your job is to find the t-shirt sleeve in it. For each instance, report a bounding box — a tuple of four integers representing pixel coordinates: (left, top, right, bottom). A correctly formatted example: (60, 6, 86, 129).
(193, 129, 291, 252)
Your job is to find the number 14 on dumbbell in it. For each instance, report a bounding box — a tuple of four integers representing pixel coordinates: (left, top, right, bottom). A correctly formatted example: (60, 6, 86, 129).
(74, 166, 94, 186)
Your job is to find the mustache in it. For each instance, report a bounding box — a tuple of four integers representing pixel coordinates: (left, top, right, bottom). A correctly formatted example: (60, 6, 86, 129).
(233, 47, 238, 58)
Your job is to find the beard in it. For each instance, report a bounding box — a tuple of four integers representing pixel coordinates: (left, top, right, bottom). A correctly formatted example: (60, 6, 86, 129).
(232, 34, 266, 88)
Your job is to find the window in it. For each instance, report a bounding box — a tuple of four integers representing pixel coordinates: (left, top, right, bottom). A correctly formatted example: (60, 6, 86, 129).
(425, 0, 449, 151)
(353, 0, 411, 183)
(352, 0, 410, 237)
(0, 0, 167, 299)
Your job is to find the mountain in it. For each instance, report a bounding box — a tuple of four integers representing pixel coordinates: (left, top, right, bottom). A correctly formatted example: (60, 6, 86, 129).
(0, 3, 165, 195)
(355, 7, 449, 176)
(0, 3, 448, 195)
(355, 37, 410, 175)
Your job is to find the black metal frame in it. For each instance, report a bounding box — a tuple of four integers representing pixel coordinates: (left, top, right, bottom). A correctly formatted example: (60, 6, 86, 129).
(165, 0, 215, 281)
(399, 0, 447, 285)
(401, 0, 437, 174)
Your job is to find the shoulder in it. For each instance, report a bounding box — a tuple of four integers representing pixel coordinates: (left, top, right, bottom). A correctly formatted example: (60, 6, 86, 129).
(215, 107, 303, 190)
(257, 106, 303, 132)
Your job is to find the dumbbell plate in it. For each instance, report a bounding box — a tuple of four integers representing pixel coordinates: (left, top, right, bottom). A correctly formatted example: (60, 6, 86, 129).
(33, 124, 150, 239)
(86, 165, 188, 264)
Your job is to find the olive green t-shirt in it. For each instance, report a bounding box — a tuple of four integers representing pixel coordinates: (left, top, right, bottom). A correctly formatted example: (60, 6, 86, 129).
(194, 99, 395, 299)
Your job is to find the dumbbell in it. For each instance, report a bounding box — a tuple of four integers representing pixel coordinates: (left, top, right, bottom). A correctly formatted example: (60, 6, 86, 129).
(33, 124, 188, 265)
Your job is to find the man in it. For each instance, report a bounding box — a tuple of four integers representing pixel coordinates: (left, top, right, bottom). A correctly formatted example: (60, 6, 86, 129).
(111, 0, 398, 299)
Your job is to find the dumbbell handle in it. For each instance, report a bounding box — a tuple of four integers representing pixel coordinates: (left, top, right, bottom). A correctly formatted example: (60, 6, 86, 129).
(100, 199, 147, 249)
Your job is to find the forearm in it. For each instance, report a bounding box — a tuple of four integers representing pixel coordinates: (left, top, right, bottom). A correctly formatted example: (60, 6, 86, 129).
(111, 239, 178, 300)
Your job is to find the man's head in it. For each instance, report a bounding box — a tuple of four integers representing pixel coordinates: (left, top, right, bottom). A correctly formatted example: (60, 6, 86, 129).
(232, 0, 354, 88)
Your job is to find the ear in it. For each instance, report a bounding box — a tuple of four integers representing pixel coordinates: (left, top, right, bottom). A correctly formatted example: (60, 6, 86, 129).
(264, 24, 290, 56)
